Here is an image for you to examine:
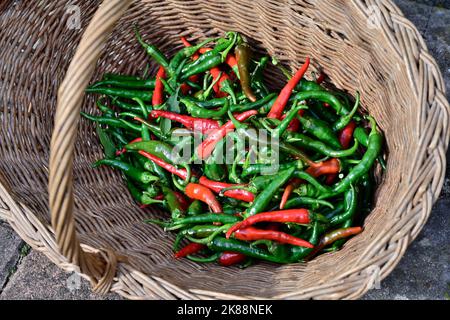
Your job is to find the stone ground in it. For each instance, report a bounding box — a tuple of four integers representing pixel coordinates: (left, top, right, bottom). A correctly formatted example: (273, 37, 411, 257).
(0, 0, 449, 300)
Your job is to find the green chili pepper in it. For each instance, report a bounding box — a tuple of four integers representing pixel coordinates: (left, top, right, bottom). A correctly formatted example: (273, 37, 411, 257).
(134, 26, 171, 75)
(85, 87, 152, 102)
(298, 115, 342, 149)
(187, 200, 204, 216)
(93, 159, 159, 184)
(187, 253, 221, 263)
(354, 126, 386, 170)
(103, 73, 142, 82)
(126, 179, 164, 205)
(96, 126, 117, 159)
(135, 154, 171, 186)
(290, 222, 324, 262)
(286, 132, 358, 158)
(89, 78, 155, 90)
(242, 160, 304, 177)
(283, 197, 334, 210)
(324, 117, 382, 198)
(158, 214, 241, 231)
(125, 140, 181, 164)
(330, 185, 358, 225)
(272, 104, 305, 139)
(162, 186, 185, 220)
(81, 112, 142, 131)
(169, 38, 214, 72)
(291, 91, 349, 115)
(182, 98, 229, 119)
(245, 167, 295, 217)
(209, 237, 291, 264)
(332, 92, 360, 132)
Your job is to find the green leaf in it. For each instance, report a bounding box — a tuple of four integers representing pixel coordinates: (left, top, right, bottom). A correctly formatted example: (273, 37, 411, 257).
(96, 125, 116, 159)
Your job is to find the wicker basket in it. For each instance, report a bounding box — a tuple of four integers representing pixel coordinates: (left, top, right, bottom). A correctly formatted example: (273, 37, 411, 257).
(0, 0, 448, 300)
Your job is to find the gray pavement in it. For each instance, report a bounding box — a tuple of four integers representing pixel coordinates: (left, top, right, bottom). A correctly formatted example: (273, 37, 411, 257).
(0, 0, 449, 300)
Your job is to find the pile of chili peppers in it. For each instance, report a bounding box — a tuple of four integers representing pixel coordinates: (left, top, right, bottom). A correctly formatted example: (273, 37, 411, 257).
(83, 28, 385, 266)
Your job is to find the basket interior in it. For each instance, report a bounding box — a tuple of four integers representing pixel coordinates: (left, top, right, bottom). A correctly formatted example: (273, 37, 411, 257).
(0, 0, 422, 297)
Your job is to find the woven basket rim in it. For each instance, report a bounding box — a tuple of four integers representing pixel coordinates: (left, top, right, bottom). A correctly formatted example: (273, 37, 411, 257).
(1, 0, 449, 300)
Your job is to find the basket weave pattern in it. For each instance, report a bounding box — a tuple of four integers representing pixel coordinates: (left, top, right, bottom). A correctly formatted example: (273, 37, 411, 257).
(0, 0, 448, 299)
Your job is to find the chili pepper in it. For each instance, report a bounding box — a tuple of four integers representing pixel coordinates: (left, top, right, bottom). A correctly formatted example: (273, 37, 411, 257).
(230, 92, 277, 113)
(131, 117, 168, 141)
(292, 170, 332, 195)
(96, 125, 117, 159)
(151, 66, 166, 106)
(286, 132, 358, 158)
(198, 47, 239, 76)
(291, 90, 349, 116)
(316, 72, 326, 84)
(187, 252, 222, 263)
(153, 214, 241, 231)
(187, 200, 204, 216)
(181, 98, 229, 119)
(332, 92, 360, 132)
(138, 150, 188, 180)
(329, 219, 353, 251)
(272, 104, 305, 138)
(112, 98, 152, 115)
(174, 242, 206, 259)
(283, 197, 334, 210)
(181, 32, 238, 79)
(267, 57, 310, 119)
(163, 186, 185, 219)
(103, 73, 142, 82)
(199, 176, 255, 202)
(85, 86, 153, 102)
(150, 110, 219, 134)
(196, 110, 258, 160)
(134, 26, 172, 75)
(305, 158, 340, 177)
(173, 190, 190, 212)
(95, 98, 115, 116)
(218, 252, 247, 266)
(126, 179, 164, 206)
(242, 160, 304, 178)
(89, 78, 155, 90)
(169, 37, 213, 72)
(93, 159, 158, 184)
(298, 79, 324, 92)
(279, 179, 299, 210)
(233, 227, 313, 248)
(126, 140, 180, 165)
(306, 226, 363, 260)
(185, 183, 223, 213)
(298, 115, 342, 149)
(339, 121, 357, 149)
(116, 137, 142, 156)
(208, 237, 291, 264)
(183, 96, 228, 109)
(354, 126, 386, 170)
(226, 208, 312, 238)
(235, 43, 257, 102)
(330, 185, 358, 225)
(326, 117, 382, 197)
(81, 112, 142, 131)
(245, 167, 295, 217)
(281, 112, 301, 132)
(241, 128, 316, 167)
(290, 221, 323, 262)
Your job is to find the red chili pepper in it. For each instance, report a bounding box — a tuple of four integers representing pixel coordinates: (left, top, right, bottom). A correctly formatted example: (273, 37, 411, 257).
(234, 227, 313, 248)
(209, 67, 231, 95)
(152, 66, 166, 106)
(174, 242, 206, 259)
(218, 252, 247, 266)
(116, 137, 143, 156)
(316, 72, 326, 85)
(138, 150, 188, 180)
(199, 176, 255, 202)
(279, 178, 302, 209)
(185, 183, 223, 213)
(196, 110, 258, 159)
(325, 174, 337, 185)
(267, 57, 310, 119)
(226, 209, 311, 238)
(150, 110, 220, 134)
(173, 190, 191, 211)
(306, 158, 340, 177)
(339, 120, 356, 149)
